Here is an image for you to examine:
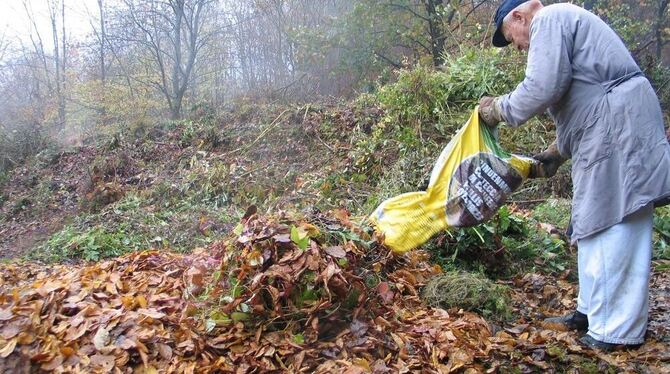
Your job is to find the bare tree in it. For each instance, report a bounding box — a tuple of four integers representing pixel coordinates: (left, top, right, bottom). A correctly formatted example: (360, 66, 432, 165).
(86, 0, 109, 124)
(48, 0, 66, 129)
(22, 0, 53, 95)
(98, 0, 107, 84)
(119, 0, 217, 119)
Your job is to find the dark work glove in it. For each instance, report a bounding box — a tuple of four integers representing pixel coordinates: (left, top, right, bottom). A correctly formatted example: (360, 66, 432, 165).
(529, 142, 567, 178)
(478, 96, 503, 128)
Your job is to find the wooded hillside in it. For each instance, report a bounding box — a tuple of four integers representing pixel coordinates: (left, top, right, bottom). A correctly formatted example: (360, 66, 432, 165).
(0, 0, 669, 372)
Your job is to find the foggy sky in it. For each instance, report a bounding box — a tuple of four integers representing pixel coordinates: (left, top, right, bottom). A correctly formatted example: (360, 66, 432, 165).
(0, 0, 100, 48)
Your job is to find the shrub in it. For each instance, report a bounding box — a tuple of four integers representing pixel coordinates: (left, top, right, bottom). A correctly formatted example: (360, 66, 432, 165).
(425, 206, 572, 278)
(346, 48, 529, 213)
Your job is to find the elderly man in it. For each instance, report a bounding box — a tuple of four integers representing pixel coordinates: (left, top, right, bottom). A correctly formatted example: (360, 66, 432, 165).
(479, 0, 670, 350)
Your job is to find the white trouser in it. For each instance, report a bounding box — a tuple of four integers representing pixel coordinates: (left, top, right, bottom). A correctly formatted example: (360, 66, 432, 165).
(576, 203, 654, 345)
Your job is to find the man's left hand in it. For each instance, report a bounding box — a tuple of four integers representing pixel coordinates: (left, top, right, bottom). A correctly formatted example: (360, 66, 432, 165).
(529, 142, 567, 178)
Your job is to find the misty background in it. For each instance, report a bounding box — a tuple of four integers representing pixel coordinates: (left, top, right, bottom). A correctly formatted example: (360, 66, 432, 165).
(0, 0, 668, 174)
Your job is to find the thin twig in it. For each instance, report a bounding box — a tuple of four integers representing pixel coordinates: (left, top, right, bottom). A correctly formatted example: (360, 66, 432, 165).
(509, 198, 547, 205)
(315, 133, 336, 153)
(301, 103, 336, 153)
(237, 164, 271, 179)
(218, 109, 290, 158)
(301, 105, 310, 124)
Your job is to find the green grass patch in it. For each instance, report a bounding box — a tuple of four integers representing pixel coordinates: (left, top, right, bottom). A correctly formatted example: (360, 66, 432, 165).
(425, 206, 573, 279)
(654, 205, 670, 261)
(32, 224, 145, 262)
(531, 198, 572, 230)
(422, 271, 512, 321)
(30, 192, 242, 263)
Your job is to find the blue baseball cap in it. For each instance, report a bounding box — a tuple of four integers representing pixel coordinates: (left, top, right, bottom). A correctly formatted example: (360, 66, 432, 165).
(492, 0, 529, 47)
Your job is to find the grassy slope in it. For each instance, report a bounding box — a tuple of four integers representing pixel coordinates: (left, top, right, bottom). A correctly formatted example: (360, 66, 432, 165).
(0, 86, 669, 372)
(0, 101, 384, 261)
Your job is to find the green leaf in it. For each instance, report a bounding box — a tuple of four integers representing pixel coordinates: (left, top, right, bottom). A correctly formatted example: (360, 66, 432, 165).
(209, 310, 232, 326)
(231, 312, 249, 323)
(233, 223, 243, 235)
(290, 225, 310, 250)
(292, 333, 305, 344)
(297, 286, 319, 306)
(230, 277, 243, 298)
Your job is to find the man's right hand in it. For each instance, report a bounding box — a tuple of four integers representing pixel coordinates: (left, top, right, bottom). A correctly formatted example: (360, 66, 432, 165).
(529, 142, 567, 178)
(478, 96, 503, 127)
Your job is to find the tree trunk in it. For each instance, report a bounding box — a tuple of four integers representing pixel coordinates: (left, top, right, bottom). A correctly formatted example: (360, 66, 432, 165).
(171, 0, 184, 119)
(98, 0, 106, 84)
(61, 0, 66, 95)
(655, 0, 669, 60)
(424, 0, 446, 66)
(97, 0, 108, 125)
(49, 0, 66, 131)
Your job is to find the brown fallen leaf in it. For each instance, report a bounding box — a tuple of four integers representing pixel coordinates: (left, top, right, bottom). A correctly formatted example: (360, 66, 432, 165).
(41, 354, 64, 371)
(539, 320, 569, 332)
(7, 212, 662, 373)
(137, 308, 166, 319)
(17, 332, 35, 345)
(447, 347, 473, 372)
(60, 346, 76, 358)
(64, 319, 89, 342)
(351, 357, 370, 372)
(157, 342, 173, 360)
(90, 353, 116, 371)
(0, 338, 17, 358)
(136, 295, 148, 308)
(376, 282, 394, 304)
(0, 309, 12, 321)
(324, 246, 347, 258)
(93, 326, 111, 350)
(0, 323, 20, 339)
(114, 335, 137, 350)
(505, 324, 529, 335)
(121, 295, 135, 309)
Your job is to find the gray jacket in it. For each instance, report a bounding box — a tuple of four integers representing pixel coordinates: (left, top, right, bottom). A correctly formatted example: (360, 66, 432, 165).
(498, 3, 670, 242)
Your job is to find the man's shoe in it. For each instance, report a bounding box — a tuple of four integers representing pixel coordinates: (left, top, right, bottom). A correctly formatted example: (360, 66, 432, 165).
(544, 311, 588, 331)
(579, 334, 641, 352)
(579, 334, 616, 352)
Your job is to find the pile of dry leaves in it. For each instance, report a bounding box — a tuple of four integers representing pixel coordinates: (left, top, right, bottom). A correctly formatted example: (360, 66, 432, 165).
(0, 210, 493, 373)
(493, 272, 670, 372)
(1, 208, 669, 372)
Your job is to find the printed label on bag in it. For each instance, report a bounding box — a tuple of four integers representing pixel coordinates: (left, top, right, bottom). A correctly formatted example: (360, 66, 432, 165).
(446, 153, 523, 227)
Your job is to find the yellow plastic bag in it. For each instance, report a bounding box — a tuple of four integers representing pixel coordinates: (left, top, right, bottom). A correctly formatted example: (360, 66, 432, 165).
(369, 107, 535, 254)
